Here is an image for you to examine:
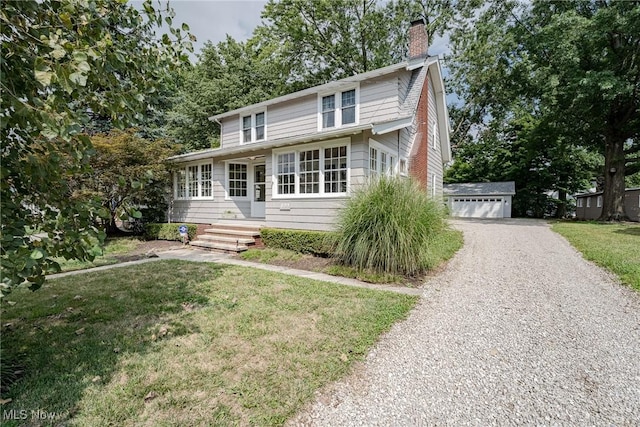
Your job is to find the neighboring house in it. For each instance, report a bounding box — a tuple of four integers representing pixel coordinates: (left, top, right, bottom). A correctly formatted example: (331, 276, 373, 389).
(575, 188, 640, 222)
(167, 19, 452, 232)
(443, 182, 516, 218)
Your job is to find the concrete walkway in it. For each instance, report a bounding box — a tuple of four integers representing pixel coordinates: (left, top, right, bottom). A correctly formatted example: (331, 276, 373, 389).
(48, 247, 423, 296)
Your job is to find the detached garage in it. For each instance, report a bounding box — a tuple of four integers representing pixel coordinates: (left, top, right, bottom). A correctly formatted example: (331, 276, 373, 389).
(444, 182, 516, 218)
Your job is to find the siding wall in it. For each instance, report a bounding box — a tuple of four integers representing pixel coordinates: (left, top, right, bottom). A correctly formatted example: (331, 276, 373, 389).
(265, 134, 368, 231)
(426, 74, 444, 198)
(359, 75, 399, 124)
(219, 74, 401, 149)
(267, 95, 317, 141)
(627, 189, 640, 221)
(576, 190, 640, 222)
(170, 149, 272, 224)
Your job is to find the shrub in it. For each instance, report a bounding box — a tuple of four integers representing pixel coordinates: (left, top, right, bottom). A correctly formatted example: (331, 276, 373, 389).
(260, 228, 337, 256)
(335, 176, 447, 276)
(143, 223, 197, 241)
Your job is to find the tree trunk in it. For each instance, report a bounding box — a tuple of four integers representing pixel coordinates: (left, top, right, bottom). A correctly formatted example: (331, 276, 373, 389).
(104, 216, 122, 236)
(599, 135, 628, 221)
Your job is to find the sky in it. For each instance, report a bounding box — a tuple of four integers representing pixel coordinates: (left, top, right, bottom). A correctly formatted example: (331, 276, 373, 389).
(168, 0, 269, 60)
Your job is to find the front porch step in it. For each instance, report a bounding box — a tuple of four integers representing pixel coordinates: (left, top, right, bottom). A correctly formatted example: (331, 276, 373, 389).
(190, 240, 248, 252)
(197, 235, 256, 245)
(203, 228, 261, 237)
(191, 223, 262, 253)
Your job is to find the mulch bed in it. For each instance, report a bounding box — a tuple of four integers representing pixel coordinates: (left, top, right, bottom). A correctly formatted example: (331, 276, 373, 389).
(112, 240, 185, 263)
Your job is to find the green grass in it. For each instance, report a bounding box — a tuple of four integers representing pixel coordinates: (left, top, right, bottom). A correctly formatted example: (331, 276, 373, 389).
(54, 237, 142, 272)
(241, 228, 463, 286)
(1, 261, 417, 426)
(552, 221, 640, 291)
(240, 248, 303, 263)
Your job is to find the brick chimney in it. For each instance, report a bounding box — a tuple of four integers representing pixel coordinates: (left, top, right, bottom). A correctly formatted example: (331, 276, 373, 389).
(408, 19, 428, 59)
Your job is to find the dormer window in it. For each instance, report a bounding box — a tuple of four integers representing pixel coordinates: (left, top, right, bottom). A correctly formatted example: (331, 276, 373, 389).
(319, 87, 358, 130)
(241, 111, 266, 144)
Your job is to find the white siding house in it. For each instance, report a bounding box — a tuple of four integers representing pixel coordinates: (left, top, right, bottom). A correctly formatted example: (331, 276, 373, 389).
(168, 20, 452, 232)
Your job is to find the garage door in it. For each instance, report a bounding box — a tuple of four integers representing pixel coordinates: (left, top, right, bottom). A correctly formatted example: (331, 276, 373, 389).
(451, 198, 504, 218)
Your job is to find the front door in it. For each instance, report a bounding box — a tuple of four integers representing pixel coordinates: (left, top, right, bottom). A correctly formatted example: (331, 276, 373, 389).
(251, 163, 266, 218)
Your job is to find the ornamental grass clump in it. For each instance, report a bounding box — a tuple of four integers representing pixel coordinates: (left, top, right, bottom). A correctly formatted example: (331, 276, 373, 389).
(335, 176, 446, 276)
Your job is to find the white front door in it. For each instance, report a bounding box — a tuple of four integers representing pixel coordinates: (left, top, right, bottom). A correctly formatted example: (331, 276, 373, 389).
(251, 163, 266, 218)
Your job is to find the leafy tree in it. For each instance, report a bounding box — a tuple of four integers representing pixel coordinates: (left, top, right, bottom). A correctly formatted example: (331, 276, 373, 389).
(448, 0, 639, 220)
(167, 36, 284, 151)
(446, 110, 601, 217)
(0, 0, 192, 297)
(72, 130, 179, 236)
(259, 0, 403, 85)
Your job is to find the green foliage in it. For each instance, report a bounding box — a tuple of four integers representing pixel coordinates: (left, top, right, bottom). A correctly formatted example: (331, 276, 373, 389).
(259, 0, 404, 85)
(446, 111, 603, 217)
(71, 129, 178, 235)
(0, 0, 192, 297)
(143, 223, 197, 242)
(335, 177, 448, 275)
(260, 228, 337, 257)
(448, 0, 640, 220)
(166, 37, 282, 150)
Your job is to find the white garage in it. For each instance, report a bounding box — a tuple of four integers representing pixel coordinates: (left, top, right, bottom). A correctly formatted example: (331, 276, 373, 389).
(444, 182, 516, 218)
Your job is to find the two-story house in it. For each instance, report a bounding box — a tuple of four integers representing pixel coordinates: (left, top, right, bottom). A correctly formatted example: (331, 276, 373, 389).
(168, 19, 451, 239)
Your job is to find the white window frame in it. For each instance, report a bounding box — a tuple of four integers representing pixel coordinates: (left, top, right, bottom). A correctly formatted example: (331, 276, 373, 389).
(587, 197, 591, 208)
(317, 85, 359, 131)
(432, 121, 438, 149)
(596, 195, 603, 208)
(431, 173, 437, 197)
(368, 138, 398, 177)
(225, 161, 249, 200)
(272, 138, 351, 199)
(398, 157, 408, 176)
(174, 162, 214, 200)
(239, 110, 267, 144)
(577, 198, 583, 208)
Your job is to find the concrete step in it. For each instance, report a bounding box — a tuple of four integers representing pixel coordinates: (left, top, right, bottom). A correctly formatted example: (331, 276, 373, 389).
(190, 240, 248, 252)
(197, 235, 255, 245)
(203, 228, 261, 237)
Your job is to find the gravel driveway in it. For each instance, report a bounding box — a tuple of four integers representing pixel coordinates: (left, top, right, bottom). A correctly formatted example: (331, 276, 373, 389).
(289, 219, 640, 426)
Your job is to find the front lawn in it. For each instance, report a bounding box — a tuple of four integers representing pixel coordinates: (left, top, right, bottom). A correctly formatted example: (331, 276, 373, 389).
(54, 237, 181, 272)
(1, 260, 417, 426)
(54, 237, 141, 272)
(552, 221, 640, 291)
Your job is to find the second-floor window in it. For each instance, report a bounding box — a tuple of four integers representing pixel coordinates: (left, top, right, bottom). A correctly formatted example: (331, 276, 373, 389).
(319, 88, 358, 130)
(241, 111, 266, 143)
